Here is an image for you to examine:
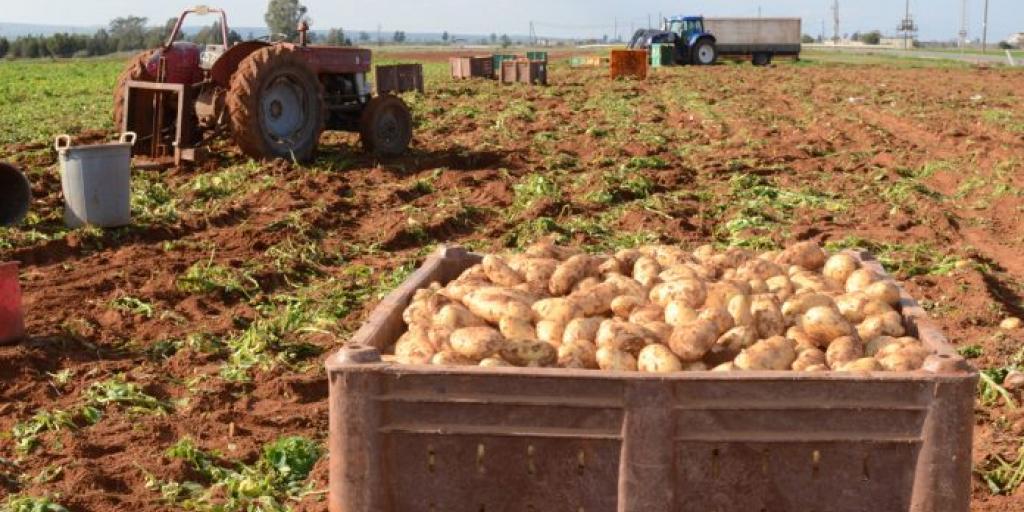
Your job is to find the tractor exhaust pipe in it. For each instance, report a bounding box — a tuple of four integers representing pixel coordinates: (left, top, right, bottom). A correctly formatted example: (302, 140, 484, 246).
(0, 162, 31, 226)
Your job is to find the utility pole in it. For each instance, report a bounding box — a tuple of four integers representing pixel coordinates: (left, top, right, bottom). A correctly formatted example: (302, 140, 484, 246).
(982, 0, 990, 52)
(377, 23, 382, 46)
(832, 0, 840, 45)
(529, 21, 537, 45)
(897, 0, 918, 50)
(613, 17, 617, 43)
(648, 14, 652, 29)
(758, 6, 763, 18)
(959, 0, 968, 49)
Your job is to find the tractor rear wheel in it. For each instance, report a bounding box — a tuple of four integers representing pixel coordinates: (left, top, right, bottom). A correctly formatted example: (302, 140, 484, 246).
(112, 50, 155, 132)
(227, 46, 325, 163)
(360, 95, 413, 157)
(692, 40, 718, 65)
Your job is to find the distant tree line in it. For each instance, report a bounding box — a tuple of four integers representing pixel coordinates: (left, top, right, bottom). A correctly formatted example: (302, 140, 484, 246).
(0, 15, 244, 59)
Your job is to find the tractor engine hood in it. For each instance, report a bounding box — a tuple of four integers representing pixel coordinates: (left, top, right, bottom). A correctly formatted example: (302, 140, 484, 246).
(628, 29, 677, 50)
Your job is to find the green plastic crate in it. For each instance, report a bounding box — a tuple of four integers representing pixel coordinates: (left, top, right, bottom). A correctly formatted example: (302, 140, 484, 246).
(492, 54, 518, 75)
(651, 44, 675, 67)
(526, 51, 548, 62)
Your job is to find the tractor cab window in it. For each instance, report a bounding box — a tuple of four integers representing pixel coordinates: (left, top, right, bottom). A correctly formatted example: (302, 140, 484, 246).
(670, 19, 704, 38)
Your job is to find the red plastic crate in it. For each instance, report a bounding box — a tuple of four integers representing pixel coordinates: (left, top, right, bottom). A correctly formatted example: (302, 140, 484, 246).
(0, 261, 24, 345)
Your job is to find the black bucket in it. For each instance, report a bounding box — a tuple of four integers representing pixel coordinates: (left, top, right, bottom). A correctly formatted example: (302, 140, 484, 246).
(0, 162, 31, 226)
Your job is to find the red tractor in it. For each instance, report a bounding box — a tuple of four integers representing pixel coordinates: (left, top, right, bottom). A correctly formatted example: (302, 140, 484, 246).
(114, 6, 421, 165)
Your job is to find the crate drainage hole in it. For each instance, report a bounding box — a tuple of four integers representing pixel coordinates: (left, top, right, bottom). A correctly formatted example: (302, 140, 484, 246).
(811, 450, 820, 479)
(711, 448, 720, 478)
(477, 443, 486, 474)
(760, 449, 770, 476)
(577, 449, 586, 476)
(427, 444, 436, 473)
(862, 454, 871, 481)
(527, 444, 537, 476)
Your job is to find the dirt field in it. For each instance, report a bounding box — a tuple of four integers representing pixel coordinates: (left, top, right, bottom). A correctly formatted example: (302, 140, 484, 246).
(1, 51, 1024, 511)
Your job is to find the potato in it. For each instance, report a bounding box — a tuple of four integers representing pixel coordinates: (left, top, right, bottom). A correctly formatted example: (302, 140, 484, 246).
(750, 294, 785, 339)
(838, 357, 882, 373)
(803, 364, 829, 372)
(736, 258, 784, 281)
(571, 282, 619, 316)
(632, 256, 662, 288)
(834, 293, 870, 324)
(479, 357, 512, 368)
(395, 329, 436, 365)
(441, 278, 487, 302)
(667, 319, 719, 362)
(637, 344, 684, 373)
(629, 305, 665, 325)
(562, 317, 603, 344)
(782, 292, 835, 323)
(639, 321, 673, 343)
(776, 241, 827, 270)
(792, 348, 826, 371)
(699, 307, 735, 336)
(525, 241, 578, 260)
(536, 320, 567, 346)
(845, 268, 881, 294)
(572, 276, 602, 294)
(659, 265, 701, 283)
(877, 346, 929, 372)
(650, 279, 707, 309)
(712, 362, 737, 372)
(550, 254, 594, 296)
(457, 264, 489, 282)
(786, 325, 822, 352)
(735, 336, 798, 371)
(823, 253, 859, 288)
(431, 351, 476, 366)
(500, 340, 558, 367)
(826, 336, 863, 369)
(765, 275, 795, 302)
(604, 274, 646, 298)
(403, 289, 451, 327)
(463, 287, 533, 324)
(450, 326, 505, 360)
(482, 255, 525, 287)
(862, 299, 895, 318)
(665, 301, 699, 327)
(684, 361, 709, 372)
(651, 245, 693, 268)
(727, 294, 753, 327)
(802, 306, 854, 345)
(433, 304, 487, 330)
(426, 328, 453, 351)
(858, 311, 906, 340)
(692, 244, 715, 263)
(790, 271, 830, 292)
(705, 281, 748, 310)
(864, 336, 899, 357)
(714, 325, 759, 354)
(614, 248, 643, 271)
(558, 339, 599, 369)
(596, 319, 659, 354)
(598, 257, 624, 276)
(532, 298, 583, 323)
(748, 279, 769, 295)
(499, 315, 537, 341)
(864, 280, 901, 307)
(596, 347, 638, 371)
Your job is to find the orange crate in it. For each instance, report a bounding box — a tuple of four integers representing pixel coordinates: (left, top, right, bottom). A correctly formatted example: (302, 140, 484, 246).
(610, 49, 649, 80)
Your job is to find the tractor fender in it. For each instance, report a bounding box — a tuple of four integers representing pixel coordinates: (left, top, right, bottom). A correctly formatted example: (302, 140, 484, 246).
(688, 33, 716, 48)
(211, 41, 272, 88)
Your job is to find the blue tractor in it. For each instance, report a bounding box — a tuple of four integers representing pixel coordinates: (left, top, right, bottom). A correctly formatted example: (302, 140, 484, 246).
(628, 16, 718, 66)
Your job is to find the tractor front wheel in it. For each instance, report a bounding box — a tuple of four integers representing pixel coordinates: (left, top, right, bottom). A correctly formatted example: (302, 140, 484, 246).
(227, 46, 325, 162)
(112, 50, 155, 132)
(360, 95, 413, 157)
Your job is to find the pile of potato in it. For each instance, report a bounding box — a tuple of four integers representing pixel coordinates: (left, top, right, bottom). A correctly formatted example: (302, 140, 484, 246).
(393, 241, 933, 373)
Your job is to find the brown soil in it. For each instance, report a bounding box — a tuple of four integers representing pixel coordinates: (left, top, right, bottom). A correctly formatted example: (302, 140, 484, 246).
(2, 55, 1023, 511)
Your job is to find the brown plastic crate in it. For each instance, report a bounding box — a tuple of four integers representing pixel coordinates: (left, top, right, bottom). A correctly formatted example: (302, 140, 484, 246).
(450, 56, 494, 79)
(498, 60, 548, 86)
(610, 49, 649, 80)
(327, 246, 976, 512)
(375, 64, 424, 95)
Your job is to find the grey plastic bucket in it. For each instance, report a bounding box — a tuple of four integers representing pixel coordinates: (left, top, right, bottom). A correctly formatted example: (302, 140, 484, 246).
(55, 133, 135, 228)
(0, 162, 31, 226)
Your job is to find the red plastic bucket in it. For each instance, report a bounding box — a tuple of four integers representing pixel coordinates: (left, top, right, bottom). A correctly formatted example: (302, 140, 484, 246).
(0, 261, 24, 345)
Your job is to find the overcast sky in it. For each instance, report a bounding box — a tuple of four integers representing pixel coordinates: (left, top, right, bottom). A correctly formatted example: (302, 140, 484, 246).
(1, 0, 1020, 42)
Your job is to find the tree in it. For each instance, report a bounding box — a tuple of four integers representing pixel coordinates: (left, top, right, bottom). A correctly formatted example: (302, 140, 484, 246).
(359, 31, 370, 42)
(325, 28, 350, 46)
(801, 34, 815, 44)
(998, 41, 1015, 50)
(442, 31, 449, 43)
(489, 33, 498, 45)
(500, 34, 512, 48)
(858, 30, 882, 45)
(265, 0, 307, 41)
(393, 30, 406, 43)
(109, 16, 148, 51)
(192, 21, 241, 45)
(0, 37, 8, 59)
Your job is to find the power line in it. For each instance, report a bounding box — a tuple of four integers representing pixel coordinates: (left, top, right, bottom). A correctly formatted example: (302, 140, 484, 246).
(832, 0, 840, 45)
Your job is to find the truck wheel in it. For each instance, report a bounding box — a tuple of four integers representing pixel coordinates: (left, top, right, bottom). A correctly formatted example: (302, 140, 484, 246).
(692, 40, 717, 65)
(360, 95, 413, 157)
(752, 53, 773, 66)
(112, 50, 155, 132)
(227, 46, 325, 163)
